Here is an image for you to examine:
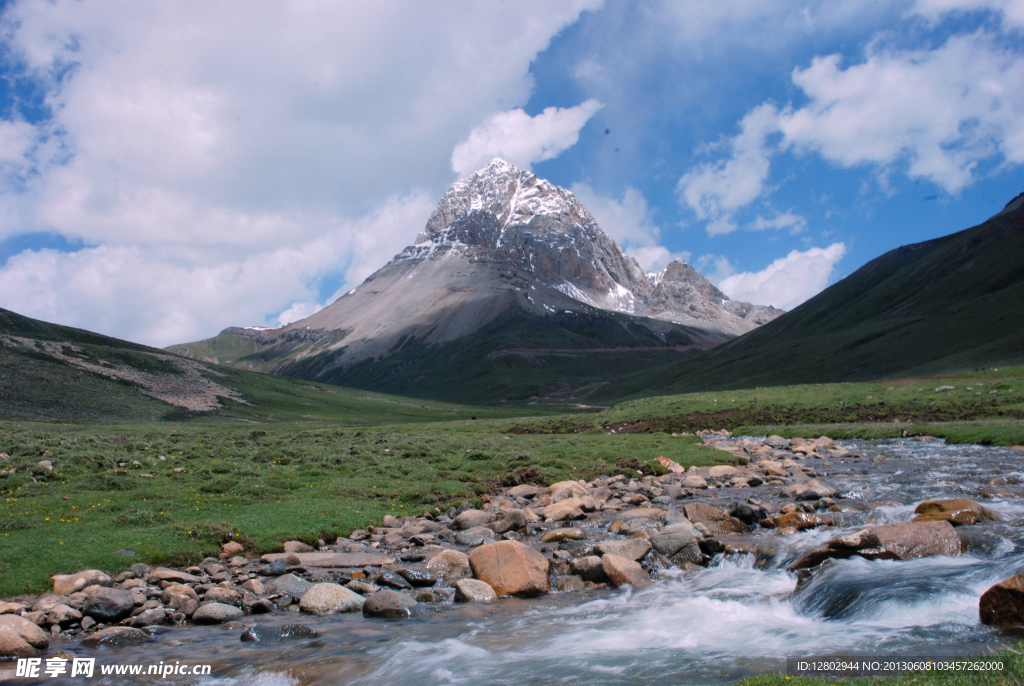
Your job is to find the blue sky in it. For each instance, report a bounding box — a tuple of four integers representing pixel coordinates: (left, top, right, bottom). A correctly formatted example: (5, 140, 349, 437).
(0, 0, 1021, 346)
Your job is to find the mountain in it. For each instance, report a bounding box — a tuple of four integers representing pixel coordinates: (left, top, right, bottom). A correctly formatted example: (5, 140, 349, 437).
(594, 193, 1024, 400)
(169, 159, 780, 402)
(0, 307, 507, 422)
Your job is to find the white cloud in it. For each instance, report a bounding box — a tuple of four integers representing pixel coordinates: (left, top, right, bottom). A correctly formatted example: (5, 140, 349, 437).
(748, 211, 806, 233)
(451, 100, 604, 177)
(0, 192, 436, 346)
(780, 32, 1024, 193)
(676, 104, 779, 236)
(677, 27, 1024, 232)
(570, 182, 688, 271)
(0, 0, 600, 345)
(718, 242, 846, 310)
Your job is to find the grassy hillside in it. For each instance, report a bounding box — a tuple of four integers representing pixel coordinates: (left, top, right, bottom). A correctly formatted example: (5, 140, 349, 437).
(173, 309, 707, 406)
(0, 307, 522, 424)
(596, 203, 1024, 400)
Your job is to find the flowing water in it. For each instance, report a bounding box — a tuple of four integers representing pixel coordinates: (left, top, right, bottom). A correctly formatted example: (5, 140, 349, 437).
(32, 439, 1024, 685)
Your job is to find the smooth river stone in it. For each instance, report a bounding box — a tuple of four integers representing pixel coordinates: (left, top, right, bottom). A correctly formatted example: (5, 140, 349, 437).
(260, 552, 394, 567)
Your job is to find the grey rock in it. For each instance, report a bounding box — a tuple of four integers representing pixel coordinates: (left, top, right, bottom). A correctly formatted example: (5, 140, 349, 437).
(192, 603, 244, 625)
(453, 579, 497, 603)
(362, 590, 420, 619)
(83, 587, 136, 623)
(569, 555, 607, 582)
(298, 583, 364, 615)
(593, 538, 652, 562)
(130, 608, 167, 628)
(376, 570, 413, 590)
(453, 509, 492, 531)
(455, 526, 496, 546)
(267, 573, 314, 600)
(396, 568, 436, 588)
(81, 626, 148, 647)
(487, 508, 527, 534)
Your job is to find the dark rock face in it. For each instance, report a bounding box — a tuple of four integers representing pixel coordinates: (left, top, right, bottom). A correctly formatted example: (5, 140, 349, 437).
(980, 573, 1024, 627)
(240, 624, 320, 643)
(82, 588, 136, 623)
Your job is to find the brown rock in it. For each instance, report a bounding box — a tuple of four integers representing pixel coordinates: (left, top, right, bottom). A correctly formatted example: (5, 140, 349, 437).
(0, 615, 49, 658)
(508, 484, 540, 499)
(541, 498, 586, 521)
(544, 480, 589, 502)
(468, 540, 550, 597)
(425, 550, 470, 568)
(619, 507, 666, 520)
(913, 499, 999, 526)
(52, 569, 112, 595)
(221, 541, 245, 557)
(601, 554, 651, 588)
(980, 573, 1024, 627)
(160, 584, 198, 609)
(81, 626, 148, 647)
(683, 503, 746, 535)
(148, 568, 202, 584)
(283, 540, 315, 553)
(789, 521, 961, 570)
(773, 512, 832, 531)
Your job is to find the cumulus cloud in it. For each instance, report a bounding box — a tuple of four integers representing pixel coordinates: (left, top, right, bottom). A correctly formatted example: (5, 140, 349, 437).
(451, 100, 604, 177)
(678, 27, 1024, 233)
(0, 0, 600, 345)
(780, 32, 1024, 193)
(676, 104, 779, 236)
(0, 191, 436, 346)
(570, 183, 688, 272)
(718, 242, 846, 310)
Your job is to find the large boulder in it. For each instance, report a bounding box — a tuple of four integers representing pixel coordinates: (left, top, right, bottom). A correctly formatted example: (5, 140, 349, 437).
(601, 554, 651, 588)
(913, 499, 999, 526)
(980, 573, 1024, 627)
(683, 503, 746, 535)
(593, 538, 652, 562)
(468, 540, 550, 597)
(362, 590, 419, 619)
(82, 587, 136, 623)
(299, 583, 364, 615)
(0, 615, 49, 658)
(789, 521, 961, 570)
(52, 570, 112, 595)
(545, 481, 589, 503)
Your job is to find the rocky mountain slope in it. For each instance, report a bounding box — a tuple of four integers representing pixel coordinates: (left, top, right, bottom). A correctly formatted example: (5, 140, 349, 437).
(595, 192, 1024, 399)
(169, 160, 780, 401)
